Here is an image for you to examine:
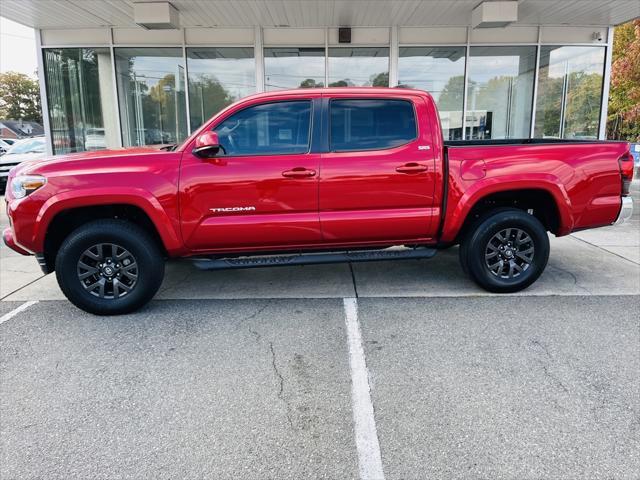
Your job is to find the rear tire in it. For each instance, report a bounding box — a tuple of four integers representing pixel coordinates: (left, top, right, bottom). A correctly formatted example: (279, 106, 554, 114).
(459, 208, 549, 293)
(55, 219, 165, 315)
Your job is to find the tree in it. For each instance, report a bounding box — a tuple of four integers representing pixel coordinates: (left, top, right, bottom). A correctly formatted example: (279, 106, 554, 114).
(0, 72, 42, 123)
(299, 78, 323, 88)
(370, 72, 389, 87)
(607, 20, 640, 141)
(438, 75, 465, 112)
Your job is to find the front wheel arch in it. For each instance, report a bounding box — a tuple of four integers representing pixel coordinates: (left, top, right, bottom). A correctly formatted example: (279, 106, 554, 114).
(43, 204, 167, 273)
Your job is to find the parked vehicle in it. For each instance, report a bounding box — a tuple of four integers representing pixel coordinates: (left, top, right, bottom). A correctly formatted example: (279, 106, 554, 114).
(3, 88, 635, 314)
(1, 139, 14, 155)
(0, 136, 47, 191)
(84, 128, 106, 150)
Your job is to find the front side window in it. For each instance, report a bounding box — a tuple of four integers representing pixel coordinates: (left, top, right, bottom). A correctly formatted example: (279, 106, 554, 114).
(213, 101, 312, 156)
(330, 99, 416, 151)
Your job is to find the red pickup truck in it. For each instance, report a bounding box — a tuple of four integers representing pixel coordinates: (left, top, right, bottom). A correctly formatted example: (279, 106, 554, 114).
(3, 88, 635, 314)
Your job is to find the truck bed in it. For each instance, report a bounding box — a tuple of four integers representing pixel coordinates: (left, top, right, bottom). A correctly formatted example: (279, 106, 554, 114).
(444, 138, 606, 147)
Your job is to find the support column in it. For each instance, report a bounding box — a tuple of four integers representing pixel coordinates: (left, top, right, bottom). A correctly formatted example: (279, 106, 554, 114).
(598, 26, 614, 140)
(97, 51, 119, 149)
(254, 26, 265, 92)
(35, 30, 53, 155)
(389, 25, 399, 87)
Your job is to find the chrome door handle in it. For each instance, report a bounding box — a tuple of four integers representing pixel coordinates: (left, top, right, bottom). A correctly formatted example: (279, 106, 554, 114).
(396, 163, 428, 174)
(282, 167, 316, 178)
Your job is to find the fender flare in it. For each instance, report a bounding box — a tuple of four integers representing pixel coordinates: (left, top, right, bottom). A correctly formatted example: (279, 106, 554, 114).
(441, 176, 574, 243)
(33, 187, 184, 254)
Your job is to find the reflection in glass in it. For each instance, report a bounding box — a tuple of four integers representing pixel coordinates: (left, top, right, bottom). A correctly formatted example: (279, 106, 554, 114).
(265, 47, 325, 91)
(115, 48, 188, 146)
(534, 46, 605, 139)
(213, 101, 311, 156)
(187, 47, 255, 130)
(44, 48, 118, 154)
(398, 46, 466, 140)
(328, 47, 389, 87)
(330, 99, 416, 151)
(466, 46, 536, 139)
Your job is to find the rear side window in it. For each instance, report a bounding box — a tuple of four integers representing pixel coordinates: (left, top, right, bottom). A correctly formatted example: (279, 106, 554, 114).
(213, 100, 311, 156)
(330, 99, 417, 152)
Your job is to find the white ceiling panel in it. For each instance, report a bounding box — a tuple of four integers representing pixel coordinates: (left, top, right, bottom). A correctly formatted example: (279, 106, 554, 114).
(0, 0, 637, 29)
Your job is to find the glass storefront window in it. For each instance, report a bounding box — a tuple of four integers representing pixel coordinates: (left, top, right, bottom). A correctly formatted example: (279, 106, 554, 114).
(466, 46, 536, 139)
(115, 48, 188, 146)
(398, 46, 466, 140)
(187, 47, 255, 130)
(43, 48, 118, 154)
(328, 47, 389, 87)
(534, 46, 605, 139)
(264, 47, 325, 90)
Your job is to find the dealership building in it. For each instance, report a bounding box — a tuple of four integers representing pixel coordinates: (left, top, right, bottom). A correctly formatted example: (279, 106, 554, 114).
(2, 0, 639, 155)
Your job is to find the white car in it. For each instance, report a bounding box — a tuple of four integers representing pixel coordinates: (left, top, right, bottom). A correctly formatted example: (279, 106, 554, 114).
(0, 137, 47, 192)
(84, 128, 106, 150)
(0, 138, 14, 155)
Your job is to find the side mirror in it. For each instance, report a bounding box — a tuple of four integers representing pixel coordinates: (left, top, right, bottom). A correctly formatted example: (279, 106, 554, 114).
(193, 131, 222, 158)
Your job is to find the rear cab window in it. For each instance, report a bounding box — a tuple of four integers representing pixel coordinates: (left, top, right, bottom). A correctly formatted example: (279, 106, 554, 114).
(329, 99, 417, 152)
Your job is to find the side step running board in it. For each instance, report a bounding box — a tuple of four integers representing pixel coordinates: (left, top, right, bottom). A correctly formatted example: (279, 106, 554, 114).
(192, 247, 437, 271)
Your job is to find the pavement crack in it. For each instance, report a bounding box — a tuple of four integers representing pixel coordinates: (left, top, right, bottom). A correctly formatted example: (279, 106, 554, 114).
(269, 341, 294, 429)
(541, 364, 570, 394)
(550, 264, 592, 295)
(242, 300, 271, 343)
(529, 338, 553, 360)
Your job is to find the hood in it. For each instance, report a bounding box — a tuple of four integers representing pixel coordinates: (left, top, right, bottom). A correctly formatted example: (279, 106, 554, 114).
(13, 146, 168, 175)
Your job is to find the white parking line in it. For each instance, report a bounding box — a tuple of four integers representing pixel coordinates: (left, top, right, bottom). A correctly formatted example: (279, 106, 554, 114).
(343, 297, 385, 480)
(0, 301, 39, 326)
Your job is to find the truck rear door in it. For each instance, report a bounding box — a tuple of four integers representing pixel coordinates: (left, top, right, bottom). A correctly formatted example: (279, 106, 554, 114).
(319, 94, 439, 243)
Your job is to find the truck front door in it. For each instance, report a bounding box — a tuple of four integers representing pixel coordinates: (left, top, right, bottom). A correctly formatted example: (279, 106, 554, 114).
(180, 98, 322, 251)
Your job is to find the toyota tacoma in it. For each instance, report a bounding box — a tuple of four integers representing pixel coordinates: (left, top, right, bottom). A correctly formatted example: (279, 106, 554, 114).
(3, 88, 635, 314)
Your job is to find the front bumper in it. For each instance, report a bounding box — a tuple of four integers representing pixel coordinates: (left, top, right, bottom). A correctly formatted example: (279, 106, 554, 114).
(2, 226, 31, 255)
(614, 196, 633, 225)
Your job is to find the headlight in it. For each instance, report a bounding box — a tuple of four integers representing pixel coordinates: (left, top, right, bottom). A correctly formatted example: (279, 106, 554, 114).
(11, 175, 47, 199)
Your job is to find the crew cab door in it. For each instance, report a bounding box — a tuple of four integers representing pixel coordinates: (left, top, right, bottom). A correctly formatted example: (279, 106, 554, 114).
(319, 95, 438, 243)
(180, 98, 321, 251)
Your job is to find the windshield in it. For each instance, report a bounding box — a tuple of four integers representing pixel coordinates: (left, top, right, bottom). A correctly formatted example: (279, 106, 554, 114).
(6, 138, 45, 155)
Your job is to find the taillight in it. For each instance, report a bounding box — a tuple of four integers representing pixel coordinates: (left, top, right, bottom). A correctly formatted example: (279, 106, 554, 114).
(619, 151, 634, 196)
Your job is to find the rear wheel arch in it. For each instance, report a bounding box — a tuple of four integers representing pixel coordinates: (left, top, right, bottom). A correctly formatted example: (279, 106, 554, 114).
(454, 188, 564, 244)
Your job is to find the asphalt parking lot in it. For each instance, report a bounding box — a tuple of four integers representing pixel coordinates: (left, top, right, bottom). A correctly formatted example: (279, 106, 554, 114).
(1, 182, 639, 479)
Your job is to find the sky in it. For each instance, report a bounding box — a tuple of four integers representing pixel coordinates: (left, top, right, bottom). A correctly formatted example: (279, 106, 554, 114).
(0, 17, 37, 77)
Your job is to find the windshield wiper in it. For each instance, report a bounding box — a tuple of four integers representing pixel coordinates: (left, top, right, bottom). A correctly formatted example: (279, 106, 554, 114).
(159, 144, 178, 151)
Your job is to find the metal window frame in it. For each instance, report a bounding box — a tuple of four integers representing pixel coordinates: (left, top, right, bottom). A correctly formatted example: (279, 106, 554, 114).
(36, 25, 615, 154)
(599, 27, 614, 140)
(35, 30, 53, 156)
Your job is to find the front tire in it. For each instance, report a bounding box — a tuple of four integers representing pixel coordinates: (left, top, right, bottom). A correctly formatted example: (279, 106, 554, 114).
(55, 219, 165, 315)
(459, 209, 549, 293)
